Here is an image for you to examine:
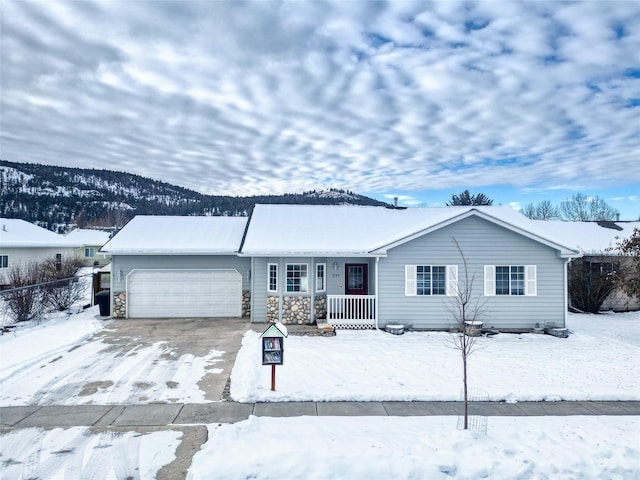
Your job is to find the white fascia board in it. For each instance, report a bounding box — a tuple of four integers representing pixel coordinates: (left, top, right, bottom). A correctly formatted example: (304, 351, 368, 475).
(238, 251, 383, 257)
(103, 250, 240, 255)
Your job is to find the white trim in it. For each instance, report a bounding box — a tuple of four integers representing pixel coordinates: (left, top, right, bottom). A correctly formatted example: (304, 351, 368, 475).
(484, 265, 496, 296)
(525, 265, 537, 296)
(446, 265, 458, 297)
(316, 263, 326, 293)
(267, 263, 278, 293)
(405, 265, 417, 296)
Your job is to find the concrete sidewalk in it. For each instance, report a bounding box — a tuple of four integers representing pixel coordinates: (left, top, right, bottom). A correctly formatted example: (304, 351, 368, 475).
(2, 401, 639, 428)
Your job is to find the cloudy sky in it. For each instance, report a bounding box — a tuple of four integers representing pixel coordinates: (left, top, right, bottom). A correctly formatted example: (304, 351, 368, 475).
(1, 1, 639, 218)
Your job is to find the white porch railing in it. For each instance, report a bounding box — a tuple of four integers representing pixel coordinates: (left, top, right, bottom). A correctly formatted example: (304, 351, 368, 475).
(327, 295, 377, 329)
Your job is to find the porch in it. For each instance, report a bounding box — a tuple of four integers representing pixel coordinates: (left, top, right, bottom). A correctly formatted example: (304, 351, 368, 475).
(327, 294, 377, 329)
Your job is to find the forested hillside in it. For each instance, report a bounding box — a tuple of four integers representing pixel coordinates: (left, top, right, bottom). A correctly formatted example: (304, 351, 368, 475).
(1, 160, 387, 231)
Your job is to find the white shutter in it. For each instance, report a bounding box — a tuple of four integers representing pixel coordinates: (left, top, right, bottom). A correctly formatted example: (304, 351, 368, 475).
(484, 265, 496, 296)
(405, 265, 416, 296)
(446, 265, 458, 296)
(525, 265, 537, 296)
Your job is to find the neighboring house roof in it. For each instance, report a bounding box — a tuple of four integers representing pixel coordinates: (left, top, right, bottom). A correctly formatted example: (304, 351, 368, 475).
(100, 216, 248, 254)
(65, 229, 112, 247)
(534, 220, 640, 255)
(0, 218, 81, 248)
(240, 204, 580, 257)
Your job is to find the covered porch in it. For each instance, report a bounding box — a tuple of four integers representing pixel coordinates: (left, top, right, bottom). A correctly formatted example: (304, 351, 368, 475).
(326, 294, 377, 329)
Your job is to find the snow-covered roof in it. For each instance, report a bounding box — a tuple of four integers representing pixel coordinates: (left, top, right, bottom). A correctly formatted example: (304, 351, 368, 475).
(533, 220, 639, 255)
(240, 204, 579, 257)
(65, 229, 112, 246)
(0, 218, 81, 248)
(100, 216, 248, 254)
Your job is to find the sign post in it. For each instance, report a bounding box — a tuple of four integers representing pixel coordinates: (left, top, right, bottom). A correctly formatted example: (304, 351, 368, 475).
(260, 322, 288, 391)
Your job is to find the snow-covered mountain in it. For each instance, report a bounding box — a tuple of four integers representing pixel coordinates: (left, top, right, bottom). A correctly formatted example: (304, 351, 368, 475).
(0, 160, 387, 231)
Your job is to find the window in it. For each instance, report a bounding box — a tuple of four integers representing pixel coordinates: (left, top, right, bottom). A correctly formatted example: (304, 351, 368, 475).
(0, 255, 7, 269)
(84, 247, 95, 258)
(316, 263, 326, 292)
(55, 253, 62, 271)
(485, 265, 536, 296)
(268, 263, 278, 292)
(406, 265, 458, 296)
(286, 263, 308, 293)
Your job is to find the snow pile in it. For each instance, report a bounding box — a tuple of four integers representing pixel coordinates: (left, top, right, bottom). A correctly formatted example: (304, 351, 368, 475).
(231, 312, 640, 402)
(1, 427, 181, 479)
(0, 307, 103, 380)
(188, 416, 640, 479)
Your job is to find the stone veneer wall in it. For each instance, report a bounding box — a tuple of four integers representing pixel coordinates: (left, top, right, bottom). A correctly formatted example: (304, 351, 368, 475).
(113, 291, 126, 318)
(314, 295, 327, 320)
(242, 290, 251, 317)
(267, 295, 321, 324)
(266, 295, 280, 323)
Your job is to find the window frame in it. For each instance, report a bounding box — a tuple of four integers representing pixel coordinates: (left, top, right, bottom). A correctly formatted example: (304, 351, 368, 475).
(84, 247, 96, 258)
(316, 263, 326, 293)
(485, 265, 536, 296)
(286, 263, 308, 293)
(267, 263, 278, 293)
(405, 265, 458, 296)
(0, 254, 8, 269)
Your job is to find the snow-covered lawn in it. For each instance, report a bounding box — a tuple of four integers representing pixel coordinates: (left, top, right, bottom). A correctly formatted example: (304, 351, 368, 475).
(188, 416, 639, 480)
(0, 307, 225, 406)
(1, 427, 181, 479)
(2, 309, 639, 406)
(231, 312, 640, 402)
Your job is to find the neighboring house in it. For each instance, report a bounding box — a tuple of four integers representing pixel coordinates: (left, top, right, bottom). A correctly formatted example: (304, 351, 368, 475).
(64, 229, 112, 267)
(0, 218, 81, 286)
(100, 216, 250, 319)
(535, 220, 640, 312)
(103, 206, 580, 331)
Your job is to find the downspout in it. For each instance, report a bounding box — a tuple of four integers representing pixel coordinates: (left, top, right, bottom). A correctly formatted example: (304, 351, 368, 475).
(278, 257, 283, 324)
(564, 258, 571, 327)
(310, 257, 315, 325)
(375, 257, 380, 330)
(250, 256, 255, 323)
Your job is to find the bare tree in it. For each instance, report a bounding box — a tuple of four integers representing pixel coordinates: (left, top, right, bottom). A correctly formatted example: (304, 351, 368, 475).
(567, 255, 618, 313)
(40, 255, 86, 311)
(446, 238, 488, 429)
(2, 261, 46, 324)
(610, 228, 640, 303)
(560, 193, 618, 221)
(521, 200, 560, 220)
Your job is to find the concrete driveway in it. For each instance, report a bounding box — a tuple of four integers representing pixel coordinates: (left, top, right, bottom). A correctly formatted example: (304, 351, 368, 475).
(97, 317, 252, 402)
(0, 316, 252, 406)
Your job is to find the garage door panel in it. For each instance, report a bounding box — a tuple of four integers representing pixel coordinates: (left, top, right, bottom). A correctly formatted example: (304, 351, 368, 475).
(127, 269, 242, 318)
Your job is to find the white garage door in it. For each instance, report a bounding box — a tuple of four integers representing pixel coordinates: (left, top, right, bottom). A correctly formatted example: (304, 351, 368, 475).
(127, 269, 242, 318)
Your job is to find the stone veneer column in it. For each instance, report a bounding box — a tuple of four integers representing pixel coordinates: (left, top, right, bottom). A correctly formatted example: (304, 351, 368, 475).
(113, 292, 126, 318)
(266, 295, 280, 323)
(314, 295, 327, 320)
(242, 290, 251, 317)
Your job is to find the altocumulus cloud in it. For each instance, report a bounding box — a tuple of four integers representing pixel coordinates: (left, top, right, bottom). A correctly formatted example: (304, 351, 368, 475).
(1, 0, 639, 197)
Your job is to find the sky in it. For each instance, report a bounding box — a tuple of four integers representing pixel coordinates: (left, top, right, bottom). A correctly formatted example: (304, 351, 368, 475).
(1, 1, 639, 219)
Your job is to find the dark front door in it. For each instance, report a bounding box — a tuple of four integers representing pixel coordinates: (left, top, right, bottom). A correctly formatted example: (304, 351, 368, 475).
(345, 263, 368, 295)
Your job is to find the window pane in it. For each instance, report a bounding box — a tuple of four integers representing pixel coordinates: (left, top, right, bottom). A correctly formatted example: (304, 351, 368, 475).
(511, 266, 525, 295)
(416, 265, 430, 295)
(286, 264, 308, 292)
(316, 264, 325, 291)
(347, 266, 364, 290)
(432, 266, 446, 295)
(268, 264, 277, 292)
(496, 266, 510, 295)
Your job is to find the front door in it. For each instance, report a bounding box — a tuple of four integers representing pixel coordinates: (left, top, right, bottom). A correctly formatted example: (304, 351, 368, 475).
(345, 263, 368, 295)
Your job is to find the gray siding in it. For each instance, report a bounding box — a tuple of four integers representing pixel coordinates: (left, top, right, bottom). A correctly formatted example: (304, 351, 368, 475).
(378, 216, 567, 330)
(111, 255, 251, 292)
